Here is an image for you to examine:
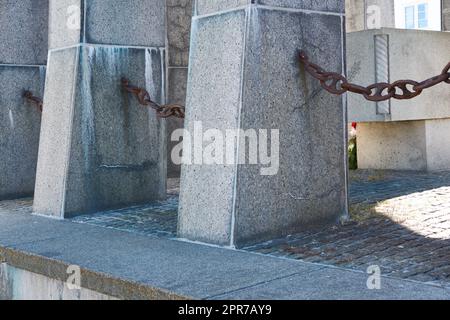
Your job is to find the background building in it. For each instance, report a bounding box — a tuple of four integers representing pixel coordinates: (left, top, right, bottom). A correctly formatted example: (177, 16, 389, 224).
(395, 0, 441, 31)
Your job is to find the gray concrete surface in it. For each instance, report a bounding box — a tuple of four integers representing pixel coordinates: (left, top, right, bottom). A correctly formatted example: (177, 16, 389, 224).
(357, 119, 450, 171)
(444, 0, 450, 31)
(0, 0, 48, 65)
(347, 28, 450, 123)
(346, 0, 395, 32)
(179, 2, 347, 247)
(48, 0, 166, 49)
(0, 1, 48, 201)
(357, 121, 428, 171)
(166, 0, 192, 178)
(0, 66, 45, 200)
(35, 1, 168, 218)
(0, 264, 117, 300)
(0, 200, 449, 300)
(34, 46, 167, 218)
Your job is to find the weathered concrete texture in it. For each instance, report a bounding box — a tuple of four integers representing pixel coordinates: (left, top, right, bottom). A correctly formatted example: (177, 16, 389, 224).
(179, 5, 347, 247)
(48, 0, 84, 50)
(425, 119, 450, 171)
(178, 9, 248, 246)
(345, 0, 396, 33)
(358, 119, 450, 171)
(196, 0, 251, 15)
(347, 28, 450, 123)
(167, 0, 193, 67)
(365, 0, 395, 28)
(34, 46, 166, 218)
(357, 121, 427, 171)
(196, 0, 345, 15)
(345, 0, 365, 32)
(257, 0, 345, 13)
(214, 267, 450, 300)
(48, 0, 166, 49)
(444, 0, 450, 31)
(0, 264, 117, 300)
(166, 0, 192, 178)
(0, 66, 45, 200)
(167, 68, 188, 178)
(0, 0, 49, 65)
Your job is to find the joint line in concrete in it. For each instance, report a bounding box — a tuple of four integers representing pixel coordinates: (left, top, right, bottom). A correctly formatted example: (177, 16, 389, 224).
(49, 43, 166, 53)
(0, 64, 46, 68)
(192, 4, 345, 21)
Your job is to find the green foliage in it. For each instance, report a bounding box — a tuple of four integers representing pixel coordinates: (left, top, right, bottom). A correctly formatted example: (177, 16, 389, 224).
(348, 137, 357, 170)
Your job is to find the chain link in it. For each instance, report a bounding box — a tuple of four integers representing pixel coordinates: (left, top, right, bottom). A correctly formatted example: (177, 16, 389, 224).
(23, 91, 43, 112)
(299, 51, 450, 102)
(121, 78, 185, 119)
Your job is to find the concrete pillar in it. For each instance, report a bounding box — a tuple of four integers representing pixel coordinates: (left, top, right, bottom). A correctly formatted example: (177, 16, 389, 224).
(444, 0, 450, 31)
(348, 28, 450, 171)
(166, 0, 192, 178)
(0, 0, 48, 200)
(345, 0, 395, 32)
(33, 0, 167, 218)
(358, 119, 450, 171)
(178, 1, 348, 247)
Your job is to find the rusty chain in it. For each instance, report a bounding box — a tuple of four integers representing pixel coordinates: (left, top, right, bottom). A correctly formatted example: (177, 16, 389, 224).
(299, 51, 450, 102)
(121, 78, 185, 119)
(23, 91, 43, 112)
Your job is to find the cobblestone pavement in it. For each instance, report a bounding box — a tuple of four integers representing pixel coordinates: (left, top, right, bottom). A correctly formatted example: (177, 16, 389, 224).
(245, 170, 450, 286)
(2, 171, 450, 286)
(71, 179, 179, 238)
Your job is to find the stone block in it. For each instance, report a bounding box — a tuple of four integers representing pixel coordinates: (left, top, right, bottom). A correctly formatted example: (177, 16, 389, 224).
(257, 0, 344, 13)
(48, 0, 83, 50)
(358, 118, 450, 171)
(0, 0, 49, 65)
(347, 28, 450, 123)
(196, 0, 345, 15)
(0, 66, 45, 200)
(167, 0, 193, 67)
(178, 5, 347, 247)
(357, 121, 427, 171)
(167, 68, 188, 178)
(196, 0, 251, 15)
(444, 0, 450, 31)
(33, 46, 166, 218)
(48, 0, 166, 49)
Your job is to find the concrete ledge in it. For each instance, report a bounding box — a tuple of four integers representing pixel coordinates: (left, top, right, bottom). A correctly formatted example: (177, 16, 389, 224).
(0, 248, 187, 300)
(0, 202, 449, 300)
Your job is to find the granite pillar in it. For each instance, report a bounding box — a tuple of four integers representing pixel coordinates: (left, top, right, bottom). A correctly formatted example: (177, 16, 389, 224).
(178, 1, 348, 247)
(444, 0, 450, 31)
(33, 0, 167, 218)
(0, 0, 48, 200)
(166, 0, 193, 178)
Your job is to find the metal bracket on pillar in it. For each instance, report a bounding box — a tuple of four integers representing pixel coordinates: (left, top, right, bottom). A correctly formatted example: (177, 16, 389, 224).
(23, 91, 43, 112)
(121, 78, 185, 119)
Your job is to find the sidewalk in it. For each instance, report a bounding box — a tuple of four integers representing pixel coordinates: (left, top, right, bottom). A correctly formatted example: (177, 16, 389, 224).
(0, 200, 449, 300)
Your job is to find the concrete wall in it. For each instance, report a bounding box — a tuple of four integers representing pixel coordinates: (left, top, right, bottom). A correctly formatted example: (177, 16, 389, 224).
(357, 121, 427, 170)
(347, 28, 450, 123)
(425, 118, 450, 170)
(444, 0, 450, 31)
(358, 118, 450, 171)
(0, 263, 117, 300)
(346, 0, 395, 32)
(166, 0, 192, 178)
(0, 0, 48, 200)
